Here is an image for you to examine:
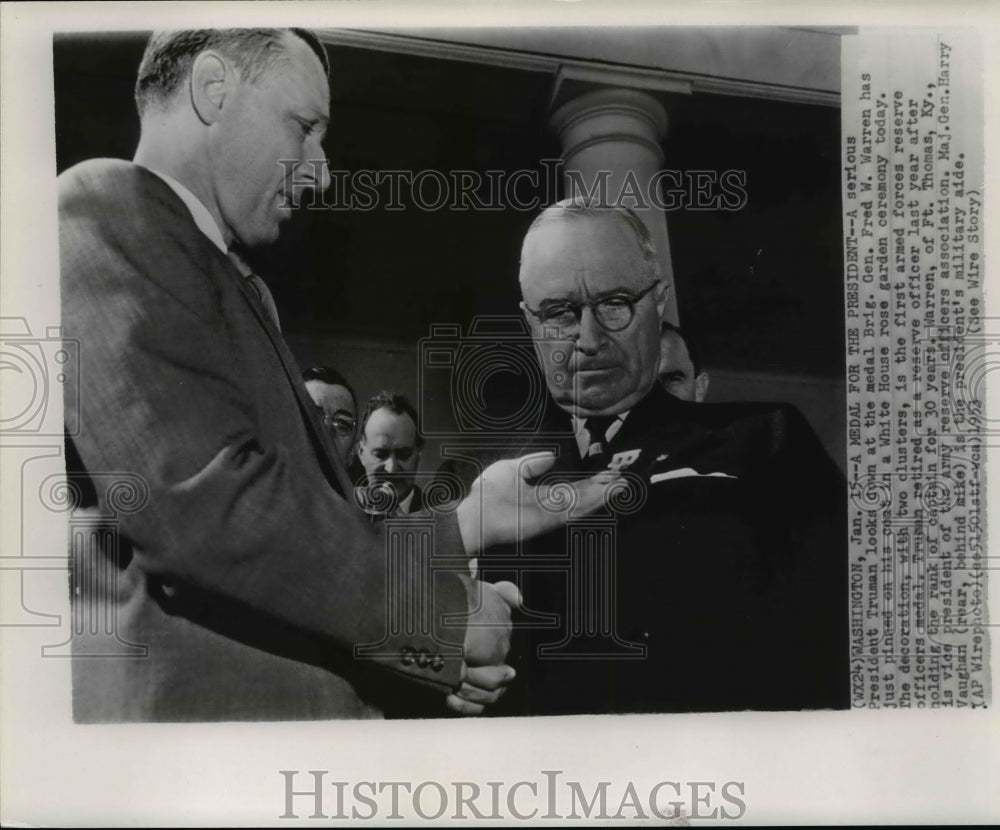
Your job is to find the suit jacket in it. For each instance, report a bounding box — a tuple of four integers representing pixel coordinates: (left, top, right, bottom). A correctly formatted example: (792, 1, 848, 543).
(481, 384, 850, 715)
(59, 159, 468, 722)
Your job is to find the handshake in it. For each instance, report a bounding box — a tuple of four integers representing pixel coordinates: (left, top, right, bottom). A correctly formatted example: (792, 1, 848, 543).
(446, 576, 521, 716)
(445, 450, 621, 716)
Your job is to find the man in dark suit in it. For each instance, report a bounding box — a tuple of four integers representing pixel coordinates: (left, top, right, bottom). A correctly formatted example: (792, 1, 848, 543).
(59, 29, 610, 721)
(480, 198, 850, 715)
(355, 392, 427, 517)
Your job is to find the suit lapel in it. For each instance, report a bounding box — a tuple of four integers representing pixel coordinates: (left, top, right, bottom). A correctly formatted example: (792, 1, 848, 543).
(603, 386, 735, 477)
(605, 385, 676, 449)
(131, 163, 354, 498)
(527, 399, 581, 472)
(220, 260, 354, 497)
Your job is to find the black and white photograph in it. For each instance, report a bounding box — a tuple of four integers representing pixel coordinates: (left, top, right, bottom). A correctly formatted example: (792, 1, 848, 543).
(1, 1, 997, 825)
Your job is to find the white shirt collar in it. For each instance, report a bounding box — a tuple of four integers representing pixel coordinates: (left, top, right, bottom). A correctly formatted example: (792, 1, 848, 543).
(140, 165, 228, 254)
(397, 489, 416, 514)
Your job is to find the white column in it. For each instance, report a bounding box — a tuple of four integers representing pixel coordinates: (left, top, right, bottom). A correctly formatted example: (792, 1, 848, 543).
(550, 88, 677, 323)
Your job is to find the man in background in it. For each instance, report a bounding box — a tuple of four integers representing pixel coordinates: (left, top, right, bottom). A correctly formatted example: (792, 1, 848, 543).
(481, 198, 849, 715)
(356, 392, 425, 516)
(658, 321, 709, 402)
(303, 366, 358, 466)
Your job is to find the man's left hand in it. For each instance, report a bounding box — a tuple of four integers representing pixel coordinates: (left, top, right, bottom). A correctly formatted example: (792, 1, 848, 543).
(446, 664, 516, 716)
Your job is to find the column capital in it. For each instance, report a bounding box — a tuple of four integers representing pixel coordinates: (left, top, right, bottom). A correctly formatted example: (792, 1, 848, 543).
(547, 86, 677, 324)
(550, 88, 668, 164)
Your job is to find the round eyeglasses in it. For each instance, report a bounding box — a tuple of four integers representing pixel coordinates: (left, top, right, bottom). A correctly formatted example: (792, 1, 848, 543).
(322, 413, 357, 437)
(522, 281, 661, 337)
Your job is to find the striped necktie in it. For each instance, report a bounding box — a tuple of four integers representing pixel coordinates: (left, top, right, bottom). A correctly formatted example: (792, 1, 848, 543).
(583, 415, 619, 459)
(245, 273, 282, 331)
(227, 250, 281, 331)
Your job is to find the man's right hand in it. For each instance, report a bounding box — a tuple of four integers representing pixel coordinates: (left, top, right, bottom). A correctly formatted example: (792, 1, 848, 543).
(461, 576, 521, 666)
(455, 451, 620, 555)
(445, 576, 521, 716)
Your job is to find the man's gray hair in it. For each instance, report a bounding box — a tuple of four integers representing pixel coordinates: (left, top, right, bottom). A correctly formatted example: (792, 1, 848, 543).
(134, 28, 330, 116)
(519, 196, 662, 284)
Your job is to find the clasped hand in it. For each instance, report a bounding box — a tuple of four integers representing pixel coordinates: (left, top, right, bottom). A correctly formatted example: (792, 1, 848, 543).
(445, 576, 520, 716)
(446, 452, 620, 715)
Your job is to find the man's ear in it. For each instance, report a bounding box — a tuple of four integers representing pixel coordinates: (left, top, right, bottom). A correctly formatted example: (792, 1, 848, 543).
(695, 372, 710, 403)
(654, 281, 670, 319)
(190, 50, 230, 125)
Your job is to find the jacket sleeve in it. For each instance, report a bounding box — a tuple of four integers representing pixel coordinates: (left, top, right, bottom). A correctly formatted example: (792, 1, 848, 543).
(59, 162, 468, 691)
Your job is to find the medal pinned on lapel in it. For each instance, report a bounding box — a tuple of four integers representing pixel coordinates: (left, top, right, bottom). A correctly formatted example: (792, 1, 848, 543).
(608, 449, 641, 471)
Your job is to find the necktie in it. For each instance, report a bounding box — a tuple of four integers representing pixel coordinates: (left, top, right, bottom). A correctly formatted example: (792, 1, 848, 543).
(245, 273, 282, 331)
(583, 415, 618, 459)
(227, 250, 281, 330)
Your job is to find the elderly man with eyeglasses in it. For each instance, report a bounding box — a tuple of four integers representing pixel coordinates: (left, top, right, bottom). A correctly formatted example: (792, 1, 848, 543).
(479, 197, 850, 716)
